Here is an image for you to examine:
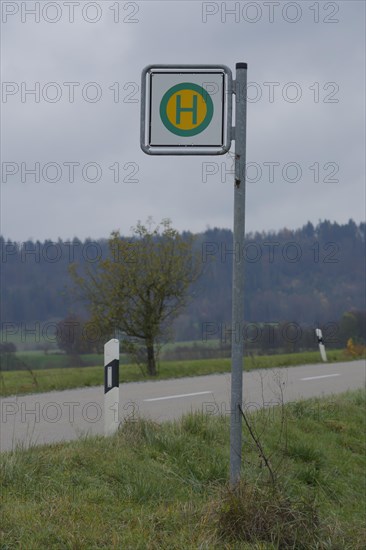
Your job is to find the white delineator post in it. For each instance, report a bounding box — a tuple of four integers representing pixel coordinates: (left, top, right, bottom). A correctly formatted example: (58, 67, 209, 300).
(104, 338, 120, 436)
(315, 328, 327, 362)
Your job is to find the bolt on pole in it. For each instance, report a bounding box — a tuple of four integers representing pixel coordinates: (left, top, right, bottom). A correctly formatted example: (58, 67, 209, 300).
(230, 62, 248, 486)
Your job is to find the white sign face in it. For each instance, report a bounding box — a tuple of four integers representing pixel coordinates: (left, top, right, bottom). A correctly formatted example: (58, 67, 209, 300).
(141, 65, 232, 155)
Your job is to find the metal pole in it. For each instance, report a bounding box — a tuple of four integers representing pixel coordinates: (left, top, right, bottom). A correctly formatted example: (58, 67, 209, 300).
(230, 62, 247, 485)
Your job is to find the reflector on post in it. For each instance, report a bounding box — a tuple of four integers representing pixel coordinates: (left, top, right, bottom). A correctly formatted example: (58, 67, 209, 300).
(104, 338, 120, 436)
(315, 328, 327, 362)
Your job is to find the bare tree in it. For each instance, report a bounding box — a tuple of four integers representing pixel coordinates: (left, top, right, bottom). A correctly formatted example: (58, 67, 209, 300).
(70, 218, 202, 375)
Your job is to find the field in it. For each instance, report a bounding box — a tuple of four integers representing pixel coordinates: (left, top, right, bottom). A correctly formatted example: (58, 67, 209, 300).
(1, 390, 365, 548)
(0, 349, 358, 397)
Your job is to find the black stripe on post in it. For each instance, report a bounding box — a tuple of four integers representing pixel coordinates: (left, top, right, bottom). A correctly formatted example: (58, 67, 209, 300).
(104, 358, 119, 394)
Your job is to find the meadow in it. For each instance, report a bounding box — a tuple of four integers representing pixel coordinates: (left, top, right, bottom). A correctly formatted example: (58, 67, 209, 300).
(1, 390, 365, 548)
(0, 349, 356, 397)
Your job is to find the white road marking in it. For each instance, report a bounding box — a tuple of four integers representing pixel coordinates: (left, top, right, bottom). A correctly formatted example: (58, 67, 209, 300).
(144, 391, 212, 402)
(300, 373, 341, 381)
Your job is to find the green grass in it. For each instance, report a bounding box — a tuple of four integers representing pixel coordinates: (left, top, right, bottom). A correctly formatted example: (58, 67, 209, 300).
(0, 349, 361, 397)
(3, 350, 104, 370)
(1, 390, 365, 548)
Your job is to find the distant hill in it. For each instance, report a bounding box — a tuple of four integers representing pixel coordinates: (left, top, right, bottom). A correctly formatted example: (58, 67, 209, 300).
(1, 220, 365, 342)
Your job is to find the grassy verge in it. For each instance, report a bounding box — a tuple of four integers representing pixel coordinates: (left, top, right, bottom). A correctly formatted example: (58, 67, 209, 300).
(1, 351, 104, 371)
(0, 349, 362, 397)
(1, 390, 365, 548)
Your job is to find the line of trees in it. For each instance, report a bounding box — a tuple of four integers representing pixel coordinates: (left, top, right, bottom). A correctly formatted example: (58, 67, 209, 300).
(1, 219, 365, 369)
(53, 310, 366, 361)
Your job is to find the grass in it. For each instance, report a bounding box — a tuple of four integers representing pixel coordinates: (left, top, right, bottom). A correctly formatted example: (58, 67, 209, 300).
(0, 349, 361, 397)
(0, 338, 225, 371)
(1, 350, 104, 370)
(1, 390, 365, 548)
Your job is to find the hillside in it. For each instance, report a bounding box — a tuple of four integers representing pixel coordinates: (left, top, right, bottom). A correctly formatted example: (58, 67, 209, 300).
(1, 220, 365, 342)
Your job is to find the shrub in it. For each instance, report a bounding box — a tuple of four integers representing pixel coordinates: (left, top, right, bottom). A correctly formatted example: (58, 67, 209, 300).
(204, 480, 321, 549)
(346, 338, 366, 358)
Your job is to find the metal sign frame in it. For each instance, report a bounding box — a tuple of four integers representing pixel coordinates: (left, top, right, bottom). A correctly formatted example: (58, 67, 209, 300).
(140, 64, 232, 155)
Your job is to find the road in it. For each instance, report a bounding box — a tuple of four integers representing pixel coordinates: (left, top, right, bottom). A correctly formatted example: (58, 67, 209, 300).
(1, 360, 364, 452)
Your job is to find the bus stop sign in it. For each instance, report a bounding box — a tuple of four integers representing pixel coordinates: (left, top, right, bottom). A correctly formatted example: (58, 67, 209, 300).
(140, 65, 232, 155)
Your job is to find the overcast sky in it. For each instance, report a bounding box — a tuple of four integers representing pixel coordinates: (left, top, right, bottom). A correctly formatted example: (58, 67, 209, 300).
(1, 0, 365, 241)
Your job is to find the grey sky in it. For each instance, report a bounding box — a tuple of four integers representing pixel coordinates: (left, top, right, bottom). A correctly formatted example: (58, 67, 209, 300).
(1, 0, 365, 241)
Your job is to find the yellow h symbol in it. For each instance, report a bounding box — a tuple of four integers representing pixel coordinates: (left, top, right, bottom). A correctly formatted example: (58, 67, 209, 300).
(175, 94, 198, 125)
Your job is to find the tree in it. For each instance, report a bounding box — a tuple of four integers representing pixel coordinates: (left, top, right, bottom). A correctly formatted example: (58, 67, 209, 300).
(70, 219, 202, 375)
(56, 314, 102, 356)
(0, 342, 17, 353)
(339, 310, 366, 346)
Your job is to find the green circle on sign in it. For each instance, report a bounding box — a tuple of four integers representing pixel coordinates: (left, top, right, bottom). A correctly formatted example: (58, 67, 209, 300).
(159, 83, 214, 137)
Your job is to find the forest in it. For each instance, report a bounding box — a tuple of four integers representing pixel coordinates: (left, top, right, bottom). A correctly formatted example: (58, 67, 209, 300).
(1, 219, 365, 347)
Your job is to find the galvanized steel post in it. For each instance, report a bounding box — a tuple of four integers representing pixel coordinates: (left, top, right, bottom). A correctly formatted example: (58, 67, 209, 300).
(230, 62, 247, 485)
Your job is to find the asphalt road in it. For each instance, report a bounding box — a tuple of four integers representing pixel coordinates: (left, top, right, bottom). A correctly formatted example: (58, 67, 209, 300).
(1, 360, 364, 452)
